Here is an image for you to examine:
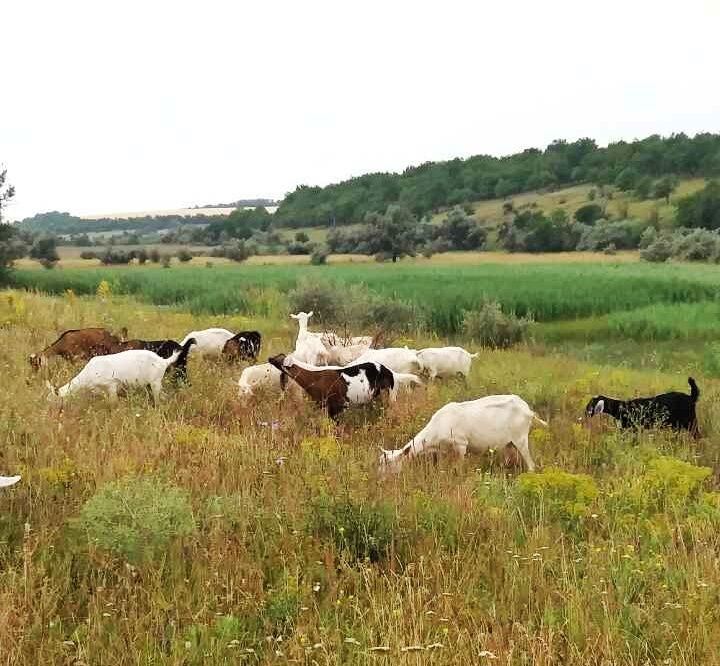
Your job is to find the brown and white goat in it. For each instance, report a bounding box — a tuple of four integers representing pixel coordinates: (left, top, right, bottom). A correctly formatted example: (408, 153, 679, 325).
(268, 353, 395, 419)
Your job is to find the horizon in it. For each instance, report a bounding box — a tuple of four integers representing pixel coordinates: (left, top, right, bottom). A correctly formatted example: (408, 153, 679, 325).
(2, 0, 719, 221)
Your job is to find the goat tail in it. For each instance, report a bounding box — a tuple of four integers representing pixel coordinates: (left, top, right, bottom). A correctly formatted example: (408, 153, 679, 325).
(532, 412, 549, 428)
(688, 377, 700, 401)
(166, 337, 196, 367)
(469, 352, 479, 359)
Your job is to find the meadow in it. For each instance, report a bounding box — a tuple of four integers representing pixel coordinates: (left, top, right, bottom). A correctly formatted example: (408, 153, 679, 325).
(3, 258, 720, 665)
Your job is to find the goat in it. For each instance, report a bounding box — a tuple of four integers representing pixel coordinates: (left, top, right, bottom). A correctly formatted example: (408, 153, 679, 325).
(180, 328, 234, 357)
(324, 341, 372, 366)
(237, 363, 289, 402)
(379, 395, 546, 475)
(585, 377, 700, 435)
(268, 353, 394, 419)
(115, 339, 183, 357)
(46, 339, 196, 405)
(0, 475, 21, 488)
(352, 347, 420, 375)
(290, 312, 330, 366)
(29, 327, 123, 371)
(222, 331, 262, 362)
(417, 346, 478, 379)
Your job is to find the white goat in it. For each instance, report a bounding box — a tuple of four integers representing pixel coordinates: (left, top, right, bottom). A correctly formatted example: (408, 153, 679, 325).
(0, 475, 21, 488)
(237, 362, 303, 402)
(46, 341, 193, 404)
(325, 342, 372, 366)
(180, 328, 234, 357)
(379, 395, 546, 475)
(352, 347, 420, 375)
(290, 312, 330, 366)
(417, 346, 478, 379)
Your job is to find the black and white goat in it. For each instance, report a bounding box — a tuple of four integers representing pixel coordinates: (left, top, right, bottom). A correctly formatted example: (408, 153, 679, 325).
(585, 377, 700, 435)
(222, 331, 262, 362)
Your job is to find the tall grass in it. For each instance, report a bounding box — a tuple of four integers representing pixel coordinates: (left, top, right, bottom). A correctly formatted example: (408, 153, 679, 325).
(10, 261, 720, 333)
(2, 291, 720, 663)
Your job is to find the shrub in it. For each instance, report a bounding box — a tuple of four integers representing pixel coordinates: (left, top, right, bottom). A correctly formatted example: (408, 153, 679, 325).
(518, 468, 598, 524)
(310, 248, 329, 265)
(79, 251, 97, 260)
(75, 477, 195, 563)
(462, 301, 531, 349)
(639, 226, 657, 249)
(640, 234, 674, 262)
(177, 249, 193, 263)
(136, 248, 148, 264)
(225, 241, 251, 263)
(307, 494, 395, 562)
(149, 248, 160, 263)
(672, 228, 720, 262)
(361, 297, 418, 332)
(574, 203, 603, 225)
(636, 457, 711, 511)
(160, 254, 172, 268)
(603, 243, 617, 255)
(100, 249, 134, 265)
(288, 279, 343, 324)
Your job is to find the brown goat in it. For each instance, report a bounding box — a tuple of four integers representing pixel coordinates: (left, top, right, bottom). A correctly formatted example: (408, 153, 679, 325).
(268, 354, 395, 419)
(29, 328, 123, 371)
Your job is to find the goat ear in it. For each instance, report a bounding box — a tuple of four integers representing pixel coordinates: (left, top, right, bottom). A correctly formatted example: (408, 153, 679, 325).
(289, 313, 297, 319)
(593, 399, 605, 416)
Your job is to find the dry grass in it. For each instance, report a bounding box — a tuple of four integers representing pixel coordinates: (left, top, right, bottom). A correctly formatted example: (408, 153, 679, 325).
(1, 290, 720, 664)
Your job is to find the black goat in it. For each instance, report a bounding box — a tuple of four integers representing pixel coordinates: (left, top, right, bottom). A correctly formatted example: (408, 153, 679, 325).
(222, 331, 262, 362)
(585, 377, 700, 435)
(165, 339, 195, 385)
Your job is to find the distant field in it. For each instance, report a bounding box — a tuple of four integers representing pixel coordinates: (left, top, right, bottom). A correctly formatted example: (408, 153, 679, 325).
(78, 205, 278, 219)
(10, 259, 720, 333)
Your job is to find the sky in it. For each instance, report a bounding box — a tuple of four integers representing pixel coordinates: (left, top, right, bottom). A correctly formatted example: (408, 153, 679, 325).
(1, 0, 719, 221)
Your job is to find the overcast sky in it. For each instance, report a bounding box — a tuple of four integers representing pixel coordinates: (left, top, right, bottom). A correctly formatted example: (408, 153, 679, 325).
(2, 0, 719, 221)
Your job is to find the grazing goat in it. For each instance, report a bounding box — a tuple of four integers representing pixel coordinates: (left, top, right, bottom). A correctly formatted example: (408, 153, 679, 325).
(222, 331, 262, 362)
(379, 395, 546, 475)
(290, 312, 330, 366)
(180, 328, 234, 357)
(0, 475, 21, 488)
(585, 377, 700, 435)
(46, 339, 196, 405)
(417, 346, 478, 379)
(268, 353, 394, 419)
(325, 341, 372, 366)
(237, 363, 290, 402)
(115, 339, 183, 357)
(352, 347, 420, 375)
(29, 327, 123, 371)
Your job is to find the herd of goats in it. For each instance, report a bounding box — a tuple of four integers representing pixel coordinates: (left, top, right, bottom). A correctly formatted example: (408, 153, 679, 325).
(0, 310, 703, 488)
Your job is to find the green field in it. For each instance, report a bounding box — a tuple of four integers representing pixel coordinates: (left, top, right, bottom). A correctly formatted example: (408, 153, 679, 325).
(10, 260, 720, 332)
(3, 259, 720, 664)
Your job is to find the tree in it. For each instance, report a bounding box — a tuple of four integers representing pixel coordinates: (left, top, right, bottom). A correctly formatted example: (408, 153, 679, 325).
(363, 205, 421, 262)
(29, 236, 60, 269)
(676, 181, 720, 230)
(0, 168, 27, 282)
(635, 176, 653, 200)
(653, 175, 678, 204)
(615, 167, 639, 191)
(574, 204, 603, 225)
(435, 206, 486, 250)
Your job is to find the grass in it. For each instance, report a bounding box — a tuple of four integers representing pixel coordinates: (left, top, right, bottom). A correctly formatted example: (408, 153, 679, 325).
(2, 289, 720, 664)
(10, 260, 720, 334)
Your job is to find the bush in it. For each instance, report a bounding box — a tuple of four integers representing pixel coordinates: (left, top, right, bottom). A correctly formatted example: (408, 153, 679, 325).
(75, 477, 195, 563)
(672, 228, 720, 262)
(100, 249, 134, 265)
(576, 219, 644, 251)
(676, 181, 720, 230)
(136, 248, 148, 264)
(161, 254, 172, 268)
(307, 494, 395, 562)
(636, 457, 711, 511)
(574, 203, 603, 225)
(361, 297, 418, 332)
(288, 279, 343, 324)
(518, 468, 598, 525)
(177, 249, 193, 263)
(149, 248, 160, 263)
(640, 234, 674, 262)
(462, 301, 531, 349)
(310, 248, 329, 265)
(79, 251, 97, 260)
